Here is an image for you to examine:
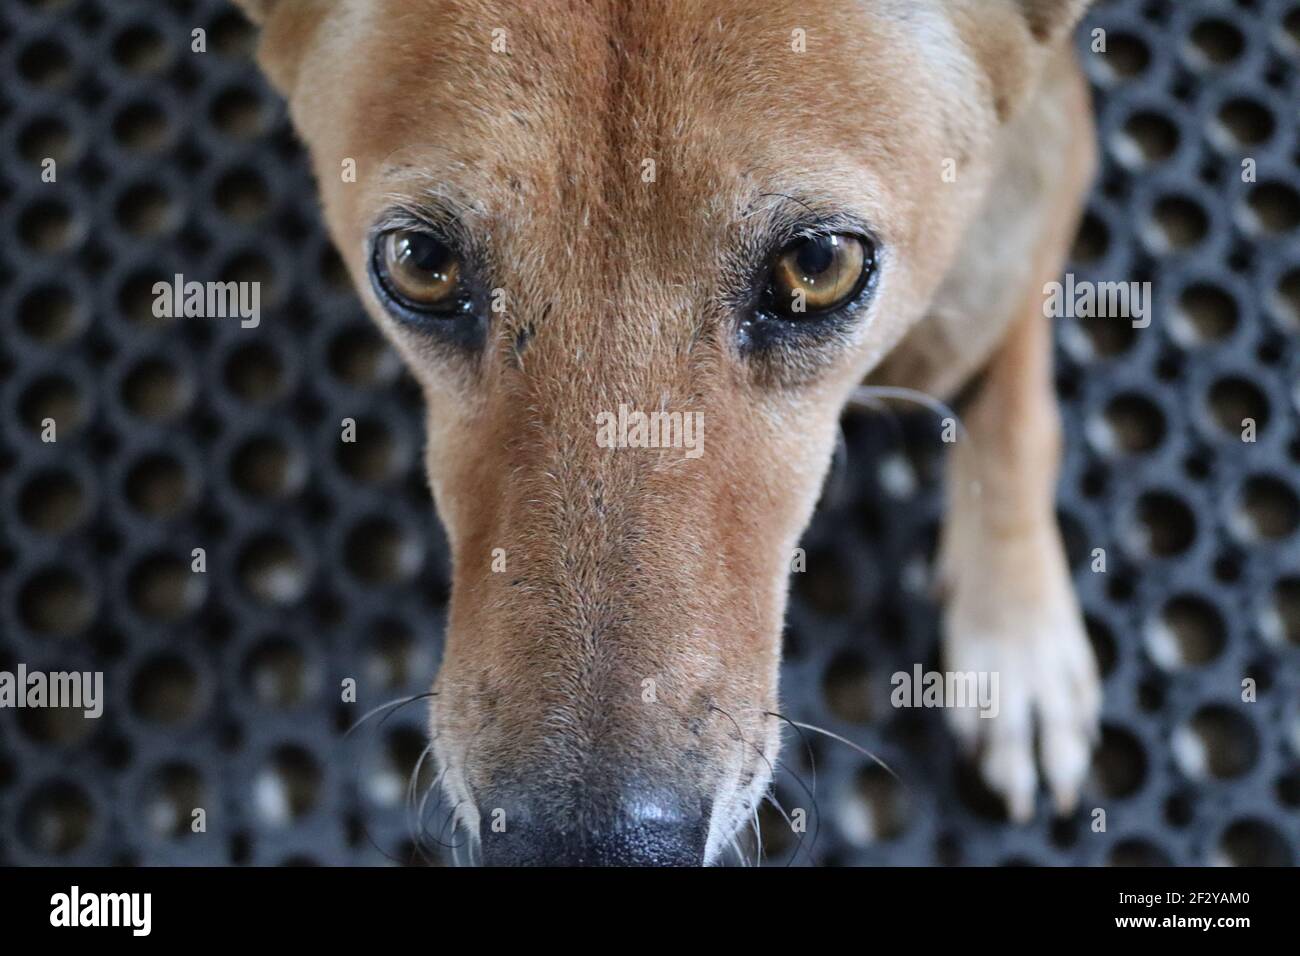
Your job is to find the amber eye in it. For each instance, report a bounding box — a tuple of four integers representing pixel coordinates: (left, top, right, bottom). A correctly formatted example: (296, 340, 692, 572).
(766, 234, 872, 317)
(374, 229, 463, 312)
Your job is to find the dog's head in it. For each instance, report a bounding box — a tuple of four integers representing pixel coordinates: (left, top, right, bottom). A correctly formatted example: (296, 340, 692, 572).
(236, 0, 1091, 864)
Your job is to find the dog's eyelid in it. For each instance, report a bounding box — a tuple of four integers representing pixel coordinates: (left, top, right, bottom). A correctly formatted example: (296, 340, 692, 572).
(743, 190, 879, 246)
(371, 208, 462, 250)
(371, 188, 485, 243)
(780, 216, 879, 253)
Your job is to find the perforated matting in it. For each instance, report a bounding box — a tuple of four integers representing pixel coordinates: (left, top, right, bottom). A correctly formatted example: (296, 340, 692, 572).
(0, 0, 1297, 866)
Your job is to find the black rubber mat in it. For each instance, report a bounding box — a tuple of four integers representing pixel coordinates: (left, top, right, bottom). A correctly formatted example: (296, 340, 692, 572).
(0, 0, 1297, 865)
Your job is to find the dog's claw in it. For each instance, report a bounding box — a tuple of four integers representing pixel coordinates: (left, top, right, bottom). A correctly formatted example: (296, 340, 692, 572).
(980, 735, 1037, 822)
(1041, 712, 1093, 816)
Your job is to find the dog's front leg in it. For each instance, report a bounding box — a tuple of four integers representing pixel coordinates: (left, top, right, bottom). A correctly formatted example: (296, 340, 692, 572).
(939, 301, 1100, 822)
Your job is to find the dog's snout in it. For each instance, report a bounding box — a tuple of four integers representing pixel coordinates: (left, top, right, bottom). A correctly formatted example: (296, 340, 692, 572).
(477, 790, 709, 867)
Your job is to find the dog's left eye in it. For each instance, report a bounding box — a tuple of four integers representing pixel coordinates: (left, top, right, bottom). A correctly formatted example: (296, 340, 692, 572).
(764, 234, 874, 317)
(371, 228, 467, 315)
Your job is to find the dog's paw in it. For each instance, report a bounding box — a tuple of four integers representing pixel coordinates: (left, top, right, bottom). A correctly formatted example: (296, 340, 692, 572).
(941, 531, 1101, 822)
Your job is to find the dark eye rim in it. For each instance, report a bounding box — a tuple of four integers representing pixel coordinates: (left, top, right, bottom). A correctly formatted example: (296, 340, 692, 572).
(368, 227, 479, 322)
(759, 232, 878, 319)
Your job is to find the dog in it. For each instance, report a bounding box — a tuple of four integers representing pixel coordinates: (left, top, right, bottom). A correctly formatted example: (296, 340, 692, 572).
(232, 0, 1101, 864)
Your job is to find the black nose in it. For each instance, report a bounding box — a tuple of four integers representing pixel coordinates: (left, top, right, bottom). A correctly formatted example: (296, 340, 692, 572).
(477, 791, 709, 866)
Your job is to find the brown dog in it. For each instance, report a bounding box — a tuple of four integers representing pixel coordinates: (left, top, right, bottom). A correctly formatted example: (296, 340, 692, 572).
(234, 0, 1101, 864)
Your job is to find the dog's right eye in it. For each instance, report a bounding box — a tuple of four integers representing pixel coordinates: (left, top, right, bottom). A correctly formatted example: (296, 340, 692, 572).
(371, 229, 468, 316)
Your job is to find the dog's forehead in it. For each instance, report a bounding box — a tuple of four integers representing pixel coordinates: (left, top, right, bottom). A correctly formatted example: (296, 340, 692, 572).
(353, 0, 915, 120)
(332, 0, 966, 246)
